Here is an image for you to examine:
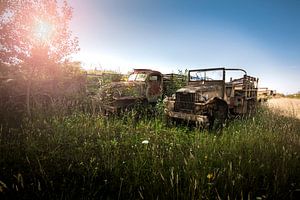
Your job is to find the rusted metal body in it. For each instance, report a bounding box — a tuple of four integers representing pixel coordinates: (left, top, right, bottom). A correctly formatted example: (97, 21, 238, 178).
(258, 87, 276, 102)
(96, 69, 163, 114)
(164, 68, 258, 128)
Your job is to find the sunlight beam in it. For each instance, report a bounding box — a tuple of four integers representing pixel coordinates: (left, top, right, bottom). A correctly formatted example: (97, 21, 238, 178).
(33, 19, 54, 44)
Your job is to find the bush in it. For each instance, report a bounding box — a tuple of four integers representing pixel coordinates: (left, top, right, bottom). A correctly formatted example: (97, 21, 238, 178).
(0, 62, 88, 128)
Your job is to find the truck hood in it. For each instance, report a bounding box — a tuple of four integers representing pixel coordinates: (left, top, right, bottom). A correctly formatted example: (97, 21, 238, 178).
(176, 85, 220, 93)
(176, 85, 224, 101)
(97, 81, 146, 102)
(106, 81, 146, 89)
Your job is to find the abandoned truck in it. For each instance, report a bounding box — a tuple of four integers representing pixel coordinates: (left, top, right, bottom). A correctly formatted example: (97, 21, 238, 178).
(95, 69, 165, 114)
(164, 68, 258, 128)
(257, 87, 276, 102)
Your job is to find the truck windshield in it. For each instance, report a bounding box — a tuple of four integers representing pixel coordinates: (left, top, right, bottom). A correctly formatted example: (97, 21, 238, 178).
(128, 73, 147, 81)
(189, 70, 223, 81)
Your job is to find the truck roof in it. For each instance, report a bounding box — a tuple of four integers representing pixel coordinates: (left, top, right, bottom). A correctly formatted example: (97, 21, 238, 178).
(189, 67, 247, 75)
(133, 69, 162, 74)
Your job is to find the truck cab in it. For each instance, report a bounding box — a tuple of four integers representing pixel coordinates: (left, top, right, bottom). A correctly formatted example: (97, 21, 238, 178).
(97, 69, 163, 114)
(128, 69, 163, 103)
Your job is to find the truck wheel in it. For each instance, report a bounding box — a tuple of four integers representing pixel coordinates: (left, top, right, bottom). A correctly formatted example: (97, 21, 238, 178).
(247, 99, 257, 116)
(164, 115, 174, 127)
(209, 98, 229, 131)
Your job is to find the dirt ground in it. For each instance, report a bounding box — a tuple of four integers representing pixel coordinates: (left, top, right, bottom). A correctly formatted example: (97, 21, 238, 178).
(267, 98, 300, 119)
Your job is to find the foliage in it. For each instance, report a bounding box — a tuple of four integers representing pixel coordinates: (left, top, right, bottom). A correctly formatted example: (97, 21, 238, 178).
(0, 61, 87, 128)
(86, 71, 123, 95)
(0, 0, 80, 119)
(286, 92, 300, 99)
(163, 70, 187, 97)
(0, 106, 299, 199)
(0, 0, 79, 66)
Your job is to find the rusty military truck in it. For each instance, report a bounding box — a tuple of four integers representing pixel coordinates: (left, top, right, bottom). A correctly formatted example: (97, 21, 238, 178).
(163, 68, 258, 128)
(95, 69, 163, 115)
(257, 87, 276, 102)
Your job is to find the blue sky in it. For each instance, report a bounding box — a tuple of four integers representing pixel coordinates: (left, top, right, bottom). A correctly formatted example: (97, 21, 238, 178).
(69, 0, 300, 94)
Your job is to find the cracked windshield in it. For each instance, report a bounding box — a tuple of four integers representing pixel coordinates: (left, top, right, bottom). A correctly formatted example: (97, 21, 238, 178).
(128, 73, 147, 81)
(190, 70, 223, 81)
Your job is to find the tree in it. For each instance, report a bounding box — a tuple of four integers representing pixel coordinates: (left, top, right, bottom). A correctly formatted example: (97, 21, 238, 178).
(1, 0, 79, 64)
(0, 0, 79, 117)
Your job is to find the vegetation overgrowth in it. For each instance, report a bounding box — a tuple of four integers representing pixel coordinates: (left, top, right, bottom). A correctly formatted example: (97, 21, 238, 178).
(286, 93, 300, 99)
(0, 106, 299, 199)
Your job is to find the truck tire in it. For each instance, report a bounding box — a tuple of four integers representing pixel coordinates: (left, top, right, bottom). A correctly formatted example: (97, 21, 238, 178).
(164, 115, 175, 127)
(247, 99, 257, 116)
(208, 98, 229, 130)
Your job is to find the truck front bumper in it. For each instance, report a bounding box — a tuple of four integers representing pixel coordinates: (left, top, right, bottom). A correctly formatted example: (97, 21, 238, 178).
(165, 110, 209, 124)
(102, 105, 119, 113)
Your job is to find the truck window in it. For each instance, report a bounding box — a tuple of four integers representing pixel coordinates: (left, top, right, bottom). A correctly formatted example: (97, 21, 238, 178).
(189, 70, 223, 81)
(136, 73, 147, 81)
(128, 74, 137, 81)
(149, 75, 160, 81)
(128, 73, 147, 81)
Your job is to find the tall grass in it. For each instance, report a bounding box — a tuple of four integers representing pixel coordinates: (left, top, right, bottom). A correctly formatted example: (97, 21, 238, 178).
(0, 107, 299, 199)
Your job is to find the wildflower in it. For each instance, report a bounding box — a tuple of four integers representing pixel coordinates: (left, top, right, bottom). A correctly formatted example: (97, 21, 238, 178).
(207, 173, 214, 180)
(142, 140, 149, 144)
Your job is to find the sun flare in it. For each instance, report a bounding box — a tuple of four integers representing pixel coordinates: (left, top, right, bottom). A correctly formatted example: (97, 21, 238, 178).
(33, 19, 54, 43)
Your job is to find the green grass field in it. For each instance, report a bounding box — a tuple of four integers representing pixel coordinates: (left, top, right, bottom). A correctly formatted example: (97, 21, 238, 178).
(0, 106, 299, 199)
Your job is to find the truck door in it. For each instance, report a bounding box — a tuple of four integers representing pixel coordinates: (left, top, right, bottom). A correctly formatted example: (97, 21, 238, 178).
(146, 74, 163, 103)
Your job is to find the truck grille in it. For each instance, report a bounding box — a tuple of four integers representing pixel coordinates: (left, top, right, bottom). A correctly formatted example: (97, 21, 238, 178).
(174, 93, 195, 113)
(176, 93, 195, 102)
